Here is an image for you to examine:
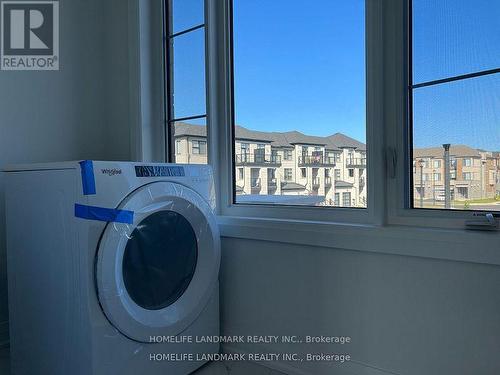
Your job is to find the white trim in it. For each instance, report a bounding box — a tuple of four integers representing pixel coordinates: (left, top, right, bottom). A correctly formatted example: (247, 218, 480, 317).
(128, 0, 166, 162)
(218, 216, 500, 266)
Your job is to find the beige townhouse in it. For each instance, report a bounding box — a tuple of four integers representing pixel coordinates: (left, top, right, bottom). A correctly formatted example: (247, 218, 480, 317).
(174, 122, 367, 207)
(413, 145, 499, 204)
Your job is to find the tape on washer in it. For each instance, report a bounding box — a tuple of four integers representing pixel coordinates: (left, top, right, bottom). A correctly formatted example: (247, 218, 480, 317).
(79, 160, 96, 195)
(75, 204, 134, 224)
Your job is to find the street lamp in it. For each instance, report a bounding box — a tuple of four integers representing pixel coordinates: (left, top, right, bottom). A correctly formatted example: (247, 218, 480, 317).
(481, 159, 486, 200)
(418, 158, 424, 208)
(443, 144, 451, 209)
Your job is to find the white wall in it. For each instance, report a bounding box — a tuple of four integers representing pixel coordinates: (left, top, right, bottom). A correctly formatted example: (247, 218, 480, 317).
(219, 237, 500, 375)
(0, 0, 133, 345)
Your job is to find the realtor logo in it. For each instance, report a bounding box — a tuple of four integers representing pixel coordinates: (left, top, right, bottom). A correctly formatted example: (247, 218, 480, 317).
(1, 1, 59, 70)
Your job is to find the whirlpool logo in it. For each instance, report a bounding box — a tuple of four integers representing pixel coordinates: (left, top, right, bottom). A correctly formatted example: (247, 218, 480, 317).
(1, 1, 59, 70)
(101, 168, 122, 177)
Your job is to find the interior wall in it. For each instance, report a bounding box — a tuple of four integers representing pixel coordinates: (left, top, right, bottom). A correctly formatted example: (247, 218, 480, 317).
(220, 237, 500, 375)
(0, 0, 133, 345)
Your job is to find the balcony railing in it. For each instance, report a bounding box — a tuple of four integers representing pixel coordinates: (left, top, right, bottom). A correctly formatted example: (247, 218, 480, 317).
(346, 158, 366, 168)
(298, 155, 336, 167)
(236, 153, 282, 166)
(250, 177, 261, 189)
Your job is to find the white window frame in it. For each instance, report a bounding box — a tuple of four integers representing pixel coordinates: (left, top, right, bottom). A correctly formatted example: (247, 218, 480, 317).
(194, 0, 500, 265)
(384, 0, 499, 229)
(208, 0, 385, 225)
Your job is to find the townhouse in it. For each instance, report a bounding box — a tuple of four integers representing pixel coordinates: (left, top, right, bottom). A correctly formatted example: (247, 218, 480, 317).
(413, 145, 499, 203)
(174, 123, 367, 207)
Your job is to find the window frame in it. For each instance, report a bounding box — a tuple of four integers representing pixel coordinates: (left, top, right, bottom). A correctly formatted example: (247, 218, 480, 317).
(200, 0, 500, 231)
(164, 0, 210, 164)
(385, 0, 500, 229)
(151, 0, 500, 266)
(207, 0, 385, 224)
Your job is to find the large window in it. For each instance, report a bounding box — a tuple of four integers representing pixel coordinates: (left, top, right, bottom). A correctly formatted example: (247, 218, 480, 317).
(231, 0, 367, 207)
(166, 0, 208, 164)
(411, 0, 500, 211)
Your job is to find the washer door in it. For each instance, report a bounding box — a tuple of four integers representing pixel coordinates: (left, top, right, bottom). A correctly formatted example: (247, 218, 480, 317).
(95, 182, 220, 343)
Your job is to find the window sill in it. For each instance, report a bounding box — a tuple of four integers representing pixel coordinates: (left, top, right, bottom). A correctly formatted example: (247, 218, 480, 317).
(217, 215, 500, 266)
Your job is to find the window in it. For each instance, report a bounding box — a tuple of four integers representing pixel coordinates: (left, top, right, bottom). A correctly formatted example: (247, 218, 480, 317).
(348, 169, 354, 178)
(238, 168, 244, 180)
(334, 169, 341, 180)
(250, 168, 260, 188)
(334, 193, 340, 206)
(342, 192, 351, 207)
(463, 172, 473, 181)
(175, 139, 182, 155)
(240, 142, 249, 153)
(433, 173, 441, 181)
(167, 0, 208, 164)
(192, 140, 207, 154)
(284, 168, 293, 181)
(268, 168, 276, 181)
(232, 0, 367, 207)
(411, 0, 500, 211)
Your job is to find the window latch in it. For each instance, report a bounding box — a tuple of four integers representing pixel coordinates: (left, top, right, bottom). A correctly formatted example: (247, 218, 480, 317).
(465, 213, 498, 231)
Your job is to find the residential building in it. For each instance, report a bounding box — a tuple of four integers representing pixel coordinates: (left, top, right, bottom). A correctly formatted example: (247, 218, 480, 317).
(174, 123, 367, 207)
(413, 145, 499, 203)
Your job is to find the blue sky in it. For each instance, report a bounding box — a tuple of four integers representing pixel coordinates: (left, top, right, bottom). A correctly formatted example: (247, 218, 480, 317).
(173, 0, 500, 150)
(232, 0, 366, 142)
(412, 0, 500, 150)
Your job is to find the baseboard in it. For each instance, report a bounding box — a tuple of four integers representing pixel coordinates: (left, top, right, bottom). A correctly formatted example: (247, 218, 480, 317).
(222, 343, 402, 375)
(0, 321, 9, 348)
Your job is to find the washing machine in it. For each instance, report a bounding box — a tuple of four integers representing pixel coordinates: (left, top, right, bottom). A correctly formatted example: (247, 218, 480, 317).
(4, 161, 220, 375)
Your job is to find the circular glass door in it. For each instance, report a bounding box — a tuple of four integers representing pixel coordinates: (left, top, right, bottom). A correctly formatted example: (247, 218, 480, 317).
(122, 211, 198, 311)
(95, 182, 220, 342)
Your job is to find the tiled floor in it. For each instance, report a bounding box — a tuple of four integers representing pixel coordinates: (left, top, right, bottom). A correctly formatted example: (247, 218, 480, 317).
(0, 347, 285, 375)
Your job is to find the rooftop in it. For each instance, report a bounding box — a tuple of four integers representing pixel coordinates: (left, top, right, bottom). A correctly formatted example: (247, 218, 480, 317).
(174, 122, 367, 151)
(175, 123, 497, 157)
(413, 145, 481, 158)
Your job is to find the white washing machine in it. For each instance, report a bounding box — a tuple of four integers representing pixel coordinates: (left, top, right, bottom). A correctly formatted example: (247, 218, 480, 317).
(4, 161, 220, 375)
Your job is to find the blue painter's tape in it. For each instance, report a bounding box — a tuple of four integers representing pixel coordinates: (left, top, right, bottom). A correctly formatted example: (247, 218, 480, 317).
(75, 204, 134, 224)
(79, 160, 96, 195)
